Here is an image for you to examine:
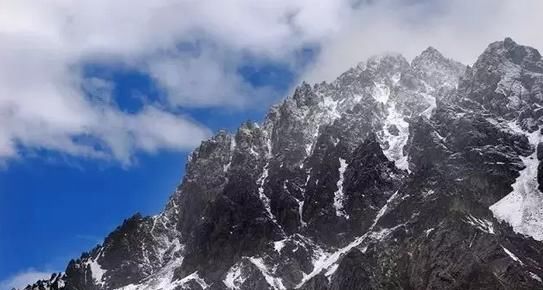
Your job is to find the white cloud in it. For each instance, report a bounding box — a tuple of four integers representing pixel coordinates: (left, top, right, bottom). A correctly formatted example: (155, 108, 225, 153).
(148, 49, 263, 108)
(304, 0, 543, 82)
(0, 269, 55, 290)
(0, 0, 349, 164)
(0, 0, 542, 164)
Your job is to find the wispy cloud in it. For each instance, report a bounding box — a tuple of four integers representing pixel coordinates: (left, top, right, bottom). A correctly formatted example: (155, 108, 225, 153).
(0, 269, 56, 290)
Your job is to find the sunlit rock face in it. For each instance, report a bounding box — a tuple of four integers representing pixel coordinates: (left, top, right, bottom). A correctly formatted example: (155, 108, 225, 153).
(24, 38, 543, 290)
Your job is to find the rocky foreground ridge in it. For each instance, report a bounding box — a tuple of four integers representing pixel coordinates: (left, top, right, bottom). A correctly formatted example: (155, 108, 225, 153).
(24, 38, 543, 290)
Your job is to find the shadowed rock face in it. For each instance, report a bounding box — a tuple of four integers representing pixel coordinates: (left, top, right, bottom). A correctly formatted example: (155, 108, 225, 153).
(24, 38, 543, 290)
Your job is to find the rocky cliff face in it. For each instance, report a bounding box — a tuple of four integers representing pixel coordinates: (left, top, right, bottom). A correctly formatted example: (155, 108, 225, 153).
(23, 38, 543, 290)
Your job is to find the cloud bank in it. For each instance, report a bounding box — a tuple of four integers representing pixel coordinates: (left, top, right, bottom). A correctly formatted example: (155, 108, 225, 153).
(0, 0, 541, 164)
(0, 0, 347, 164)
(305, 0, 543, 82)
(0, 269, 53, 290)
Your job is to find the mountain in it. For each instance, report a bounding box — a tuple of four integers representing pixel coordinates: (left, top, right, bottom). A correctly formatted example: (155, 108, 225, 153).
(23, 38, 543, 290)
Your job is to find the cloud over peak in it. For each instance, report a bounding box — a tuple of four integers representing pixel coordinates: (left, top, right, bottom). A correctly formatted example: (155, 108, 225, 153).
(0, 0, 348, 165)
(0, 0, 541, 165)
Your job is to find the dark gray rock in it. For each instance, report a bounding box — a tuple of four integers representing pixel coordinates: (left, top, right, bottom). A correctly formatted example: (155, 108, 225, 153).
(24, 38, 543, 290)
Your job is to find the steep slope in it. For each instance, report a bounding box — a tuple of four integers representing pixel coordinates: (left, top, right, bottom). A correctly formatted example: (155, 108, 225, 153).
(22, 38, 543, 290)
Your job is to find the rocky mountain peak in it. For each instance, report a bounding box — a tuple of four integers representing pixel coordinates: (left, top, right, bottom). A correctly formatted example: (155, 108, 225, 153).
(482, 37, 543, 68)
(411, 46, 465, 89)
(331, 54, 409, 91)
(470, 37, 543, 79)
(415, 46, 445, 62)
(366, 53, 410, 73)
(457, 37, 543, 129)
(22, 39, 543, 290)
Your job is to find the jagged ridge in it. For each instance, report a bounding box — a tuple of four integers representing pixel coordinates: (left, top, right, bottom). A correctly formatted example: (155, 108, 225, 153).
(23, 38, 543, 290)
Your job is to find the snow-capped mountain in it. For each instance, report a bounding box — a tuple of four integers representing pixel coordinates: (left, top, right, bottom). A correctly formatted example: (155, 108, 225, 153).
(23, 38, 543, 290)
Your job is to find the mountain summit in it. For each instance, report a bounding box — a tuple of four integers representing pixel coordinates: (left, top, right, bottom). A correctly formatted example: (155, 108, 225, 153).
(25, 39, 543, 290)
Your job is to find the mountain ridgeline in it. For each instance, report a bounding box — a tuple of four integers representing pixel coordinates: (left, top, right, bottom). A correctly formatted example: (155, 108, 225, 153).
(25, 38, 543, 290)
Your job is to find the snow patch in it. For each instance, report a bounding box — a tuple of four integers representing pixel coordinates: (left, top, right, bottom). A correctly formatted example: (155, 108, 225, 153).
(422, 189, 435, 197)
(322, 96, 341, 120)
(372, 82, 390, 103)
(57, 277, 66, 288)
(274, 239, 286, 253)
(249, 257, 286, 290)
(490, 123, 543, 240)
(257, 164, 273, 218)
(420, 81, 437, 118)
(178, 272, 210, 289)
(114, 244, 184, 290)
(295, 196, 307, 228)
(258, 165, 285, 235)
(324, 264, 339, 282)
(89, 259, 106, 285)
(372, 190, 398, 228)
(296, 191, 400, 288)
(333, 158, 348, 218)
(223, 263, 246, 289)
(464, 215, 495, 234)
(86, 250, 106, 286)
(224, 137, 237, 172)
(530, 272, 542, 283)
(380, 104, 410, 171)
(502, 246, 524, 266)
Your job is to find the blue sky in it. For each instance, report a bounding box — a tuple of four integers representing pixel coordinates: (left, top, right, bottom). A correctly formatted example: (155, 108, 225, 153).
(1, 0, 542, 288)
(0, 55, 308, 283)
